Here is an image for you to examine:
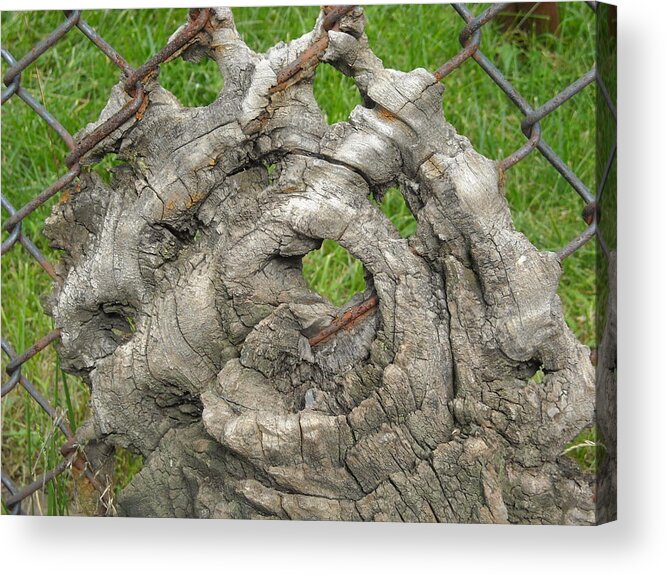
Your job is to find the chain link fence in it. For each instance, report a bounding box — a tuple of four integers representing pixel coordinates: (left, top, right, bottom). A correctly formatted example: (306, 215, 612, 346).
(1, 3, 616, 515)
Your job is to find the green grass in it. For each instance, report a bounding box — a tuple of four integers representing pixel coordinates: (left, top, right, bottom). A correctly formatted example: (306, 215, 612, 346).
(1, 4, 599, 513)
(563, 426, 607, 474)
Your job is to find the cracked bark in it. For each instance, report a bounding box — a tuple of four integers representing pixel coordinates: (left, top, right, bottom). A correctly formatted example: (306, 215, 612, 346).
(44, 7, 599, 523)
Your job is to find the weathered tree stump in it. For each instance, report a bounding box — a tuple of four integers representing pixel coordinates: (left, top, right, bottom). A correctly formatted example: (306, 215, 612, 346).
(45, 7, 596, 523)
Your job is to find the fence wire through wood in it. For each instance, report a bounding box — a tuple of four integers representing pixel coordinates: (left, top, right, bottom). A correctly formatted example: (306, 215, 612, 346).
(1, 3, 615, 515)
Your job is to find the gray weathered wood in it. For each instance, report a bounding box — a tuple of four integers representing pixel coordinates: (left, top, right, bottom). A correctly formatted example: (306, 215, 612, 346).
(45, 7, 597, 523)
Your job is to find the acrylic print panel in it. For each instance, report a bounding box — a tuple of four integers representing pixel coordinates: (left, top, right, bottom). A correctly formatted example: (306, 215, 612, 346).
(0, 2, 616, 524)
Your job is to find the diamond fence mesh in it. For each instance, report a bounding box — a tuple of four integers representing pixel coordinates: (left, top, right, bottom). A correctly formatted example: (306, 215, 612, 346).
(1, 3, 616, 515)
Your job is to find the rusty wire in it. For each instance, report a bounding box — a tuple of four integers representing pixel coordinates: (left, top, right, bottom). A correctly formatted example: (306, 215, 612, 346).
(1, 4, 615, 514)
(1, 7, 211, 515)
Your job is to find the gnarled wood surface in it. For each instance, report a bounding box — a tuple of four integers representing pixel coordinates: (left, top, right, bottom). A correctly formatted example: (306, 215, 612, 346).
(45, 7, 597, 523)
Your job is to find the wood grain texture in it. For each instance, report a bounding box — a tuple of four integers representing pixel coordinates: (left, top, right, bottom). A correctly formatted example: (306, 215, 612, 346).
(44, 7, 596, 523)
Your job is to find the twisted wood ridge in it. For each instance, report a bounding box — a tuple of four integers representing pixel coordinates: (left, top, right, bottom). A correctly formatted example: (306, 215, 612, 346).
(45, 7, 596, 522)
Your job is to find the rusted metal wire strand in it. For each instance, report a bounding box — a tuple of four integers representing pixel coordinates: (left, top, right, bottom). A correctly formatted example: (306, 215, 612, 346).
(271, 5, 357, 93)
(1, 336, 112, 511)
(521, 68, 597, 131)
(1, 195, 22, 254)
(0, 339, 22, 396)
(597, 143, 617, 205)
(597, 73, 617, 120)
(2, 168, 81, 233)
(308, 294, 379, 347)
(68, 12, 132, 72)
(5, 329, 62, 376)
(1, 49, 75, 148)
(438, 3, 596, 206)
(558, 224, 596, 261)
(1, 338, 71, 437)
(3, 456, 75, 508)
(1, 472, 22, 514)
(2, 11, 81, 86)
(1, 7, 220, 513)
(64, 85, 145, 167)
(1, 195, 61, 281)
(122, 8, 211, 93)
(434, 3, 509, 80)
